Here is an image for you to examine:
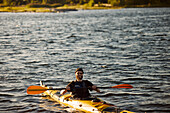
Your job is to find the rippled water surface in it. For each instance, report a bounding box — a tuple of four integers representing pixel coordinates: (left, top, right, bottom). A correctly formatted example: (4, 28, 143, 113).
(0, 8, 170, 113)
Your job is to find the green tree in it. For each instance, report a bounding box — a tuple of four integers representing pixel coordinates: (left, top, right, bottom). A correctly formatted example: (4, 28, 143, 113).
(108, 0, 120, 6)
(3, 0, 6, 5)
(3, 0, 11, 5)
(88, 0, 95, 6)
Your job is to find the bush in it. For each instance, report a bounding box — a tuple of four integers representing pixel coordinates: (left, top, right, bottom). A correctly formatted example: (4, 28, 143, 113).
(26, 4, 48, 8)
(0, 4, 7, 7)
(50, 3, 63, 7)
(26, 3, 62, 8)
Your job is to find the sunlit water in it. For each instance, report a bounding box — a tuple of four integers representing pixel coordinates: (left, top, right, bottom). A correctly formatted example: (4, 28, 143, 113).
(0, 8, 170, 113)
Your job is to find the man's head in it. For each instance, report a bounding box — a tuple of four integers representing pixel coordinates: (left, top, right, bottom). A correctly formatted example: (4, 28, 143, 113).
(75, 68, 84, 81)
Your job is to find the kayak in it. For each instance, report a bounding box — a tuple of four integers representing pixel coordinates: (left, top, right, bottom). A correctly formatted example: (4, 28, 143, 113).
(39, 81, 135, 113)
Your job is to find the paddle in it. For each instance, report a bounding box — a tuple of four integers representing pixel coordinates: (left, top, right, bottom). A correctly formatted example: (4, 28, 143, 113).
(27, 84, 133, 95)
(98, 84, 133, 89)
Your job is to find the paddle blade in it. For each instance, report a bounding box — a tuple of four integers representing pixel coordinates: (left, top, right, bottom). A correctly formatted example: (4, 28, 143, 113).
(112, 84, 133, 88)
(27, 86, 47, 95)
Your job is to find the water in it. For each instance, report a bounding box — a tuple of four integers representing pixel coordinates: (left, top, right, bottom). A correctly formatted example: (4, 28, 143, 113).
(0, 8, 170, 113)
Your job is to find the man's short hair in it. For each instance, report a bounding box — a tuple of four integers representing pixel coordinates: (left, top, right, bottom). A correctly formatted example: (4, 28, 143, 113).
(75, 68, 84, 73)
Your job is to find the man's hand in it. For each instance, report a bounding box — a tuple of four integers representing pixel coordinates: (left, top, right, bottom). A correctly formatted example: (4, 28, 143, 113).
(60, 86, 71, 95)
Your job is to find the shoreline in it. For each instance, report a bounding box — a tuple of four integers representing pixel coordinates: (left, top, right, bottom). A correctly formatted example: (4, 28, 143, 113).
(0, 4, 169, 13)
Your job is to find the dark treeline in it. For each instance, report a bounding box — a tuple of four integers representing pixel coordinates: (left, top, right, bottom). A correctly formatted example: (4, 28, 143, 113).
(1, 0, 170, 7)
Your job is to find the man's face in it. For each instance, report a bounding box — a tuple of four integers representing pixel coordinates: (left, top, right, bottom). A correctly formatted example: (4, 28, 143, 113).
(75, 71, 83, 81)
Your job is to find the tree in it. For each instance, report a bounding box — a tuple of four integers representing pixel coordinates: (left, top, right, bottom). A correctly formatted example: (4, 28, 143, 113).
(3, 0, 11, 5)
(108, 0, 120, 6)
(42, 0, 48, 4)
(88, 0, 95, 7)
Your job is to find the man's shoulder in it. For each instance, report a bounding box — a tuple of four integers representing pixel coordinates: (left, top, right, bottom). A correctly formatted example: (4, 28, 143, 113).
(83, 80, 93, 85)
(82, 80, 89, 82)
(67, 80, 75, 86)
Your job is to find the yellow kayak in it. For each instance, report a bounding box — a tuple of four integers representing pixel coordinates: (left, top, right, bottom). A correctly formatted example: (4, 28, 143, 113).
(40, 81, 135, 113)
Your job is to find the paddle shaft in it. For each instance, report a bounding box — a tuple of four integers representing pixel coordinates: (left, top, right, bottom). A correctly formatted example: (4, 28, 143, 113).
(27, 84, 133, 95)
(28, 88, 64, 91)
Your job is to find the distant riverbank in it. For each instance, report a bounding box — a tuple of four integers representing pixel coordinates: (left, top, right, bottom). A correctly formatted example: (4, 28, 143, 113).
(0, 4, 169, 13)
(0, 6, 78, 13)
(0, 4, 120, 13)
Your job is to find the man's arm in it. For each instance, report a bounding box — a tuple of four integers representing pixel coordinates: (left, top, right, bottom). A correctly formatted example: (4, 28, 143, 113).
(92, 85, 100, 92)
(60, 86, 71, 95)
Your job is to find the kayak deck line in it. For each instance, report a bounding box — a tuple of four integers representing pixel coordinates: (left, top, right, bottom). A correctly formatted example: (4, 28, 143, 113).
(40, 81, 135, 113)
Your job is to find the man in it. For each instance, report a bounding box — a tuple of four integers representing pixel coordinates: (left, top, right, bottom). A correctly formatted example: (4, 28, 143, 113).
(60, 68, 100, 99)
